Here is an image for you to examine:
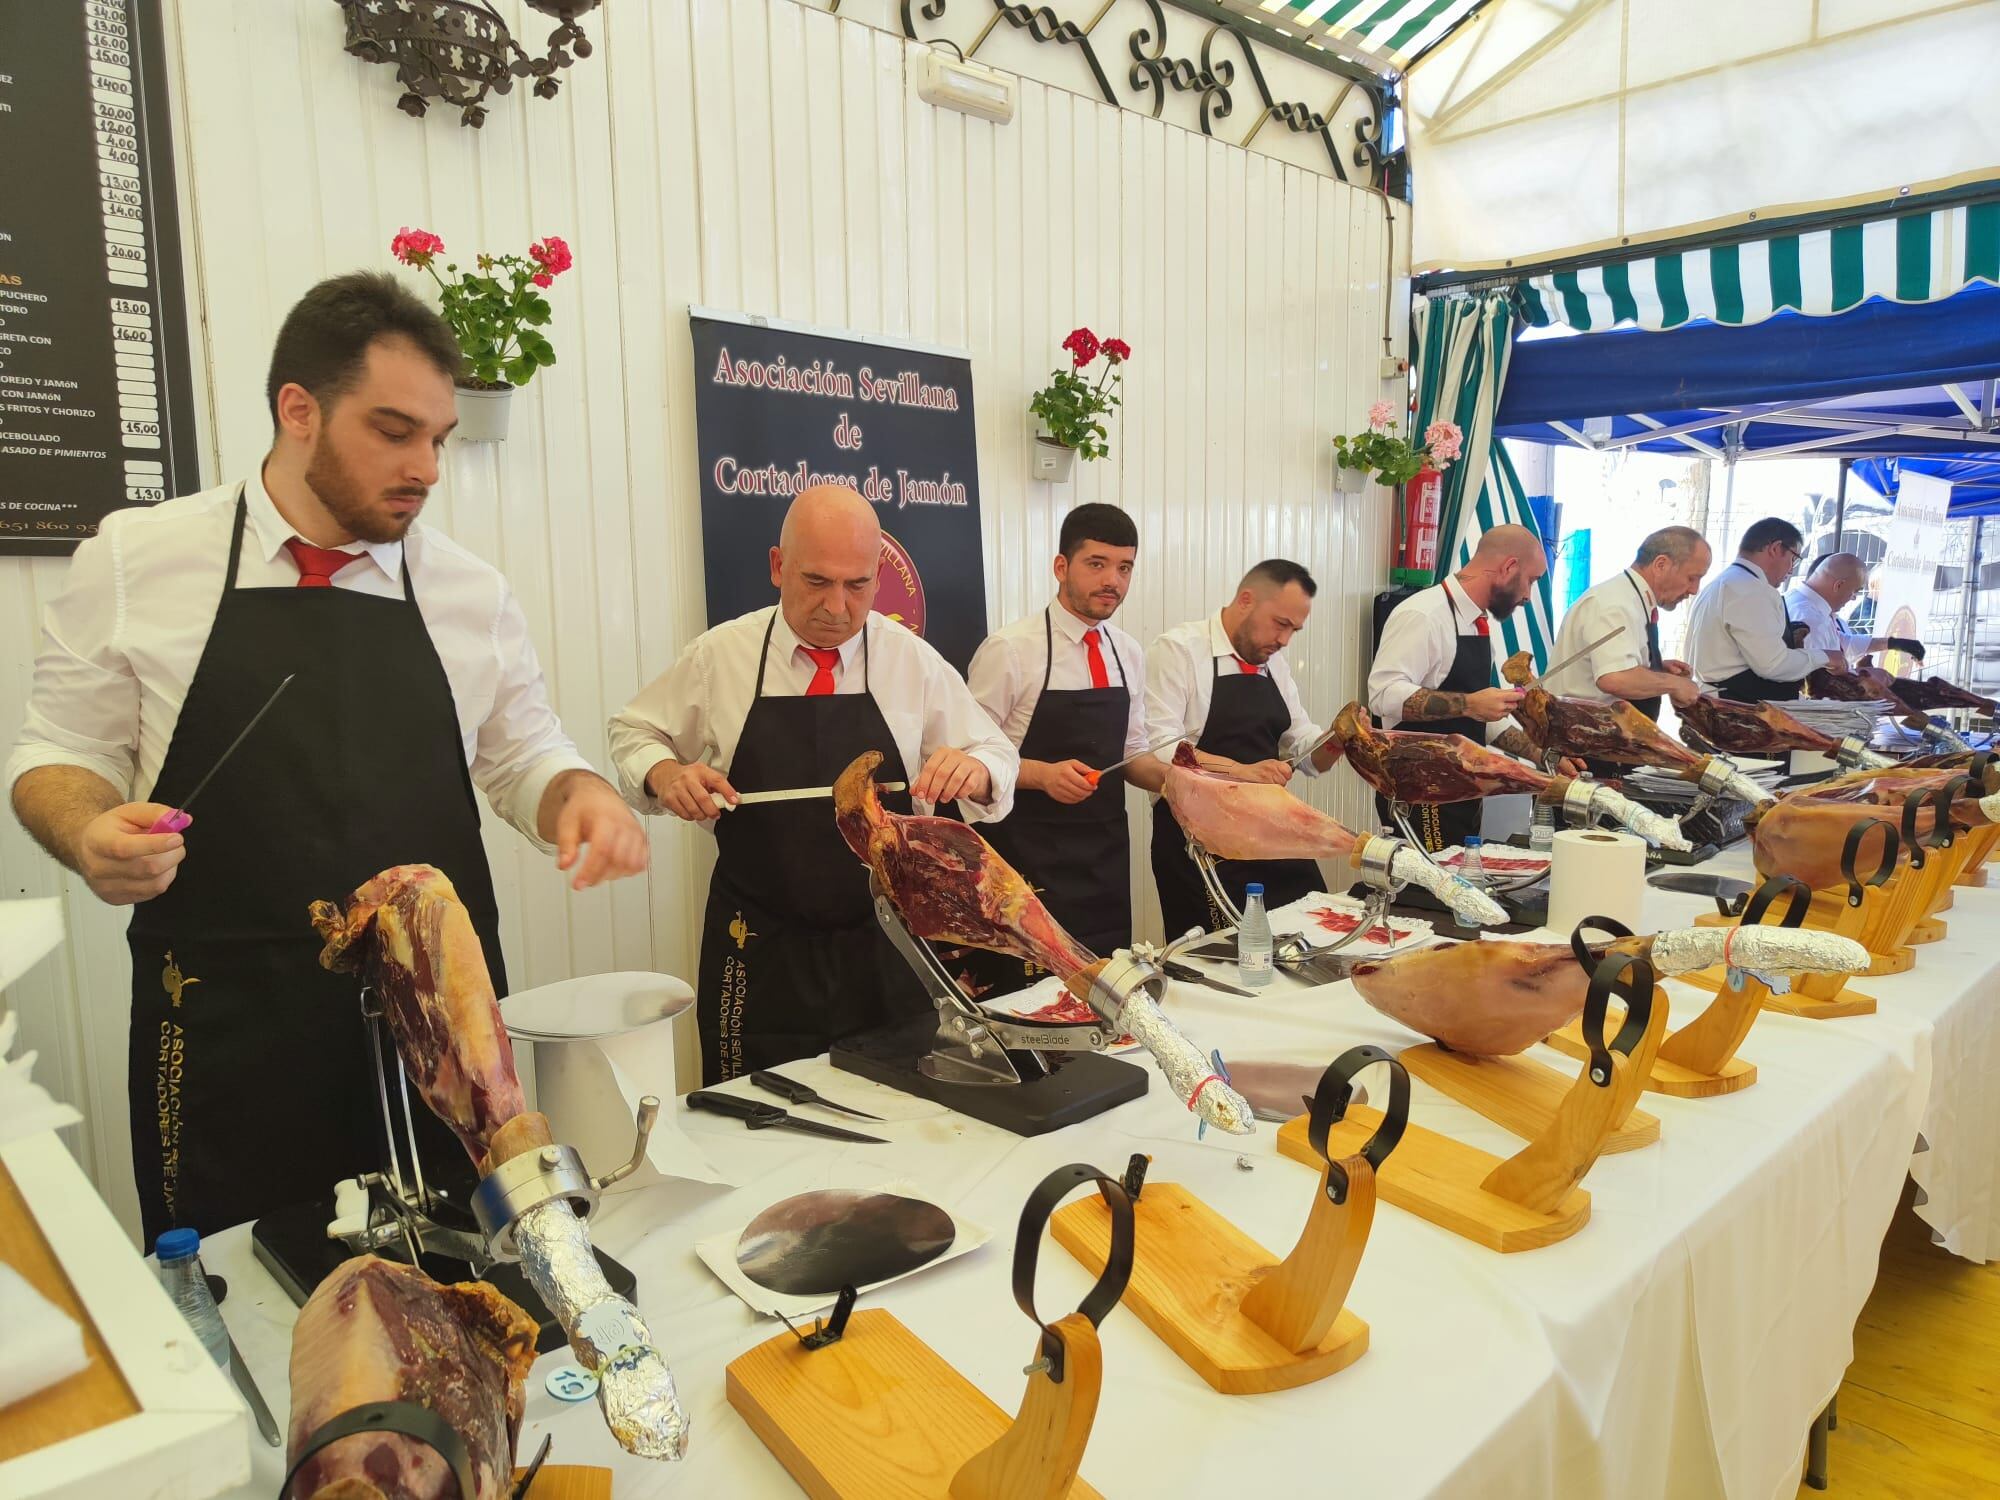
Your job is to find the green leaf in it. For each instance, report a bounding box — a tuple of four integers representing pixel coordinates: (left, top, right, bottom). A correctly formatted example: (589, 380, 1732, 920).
(504, 356, 536, 386)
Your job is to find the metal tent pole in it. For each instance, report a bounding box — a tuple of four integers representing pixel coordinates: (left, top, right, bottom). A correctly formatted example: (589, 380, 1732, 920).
(1833, 458, 1850, 552)
(1957, 518, 1984, 686)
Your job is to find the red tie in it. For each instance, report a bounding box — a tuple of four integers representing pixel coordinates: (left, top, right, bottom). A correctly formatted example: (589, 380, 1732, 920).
(803, 647, 840, 696)
(1083, 628, 1110, 689)
(285, 537, 362, 589)
(1236, 656, 1260, 675)
(1650, 608, 1660, 624)
(1474, 615, 1490, 637)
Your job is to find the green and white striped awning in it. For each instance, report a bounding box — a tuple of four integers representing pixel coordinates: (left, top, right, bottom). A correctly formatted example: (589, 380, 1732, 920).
(1517, 200, 2000, 332)
(1233, 0, 1487, 72)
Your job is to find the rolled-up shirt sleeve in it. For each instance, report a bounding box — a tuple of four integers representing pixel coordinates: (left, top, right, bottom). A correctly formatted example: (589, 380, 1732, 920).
(4, 527, 143, 800)
(607, 639, 713, 812)
(472, 581, 596, 850)
(918, 646, 1019, 824)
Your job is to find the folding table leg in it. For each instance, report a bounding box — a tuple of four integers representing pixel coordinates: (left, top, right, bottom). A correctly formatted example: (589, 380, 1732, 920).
(1805, 1401, 1833, 1490)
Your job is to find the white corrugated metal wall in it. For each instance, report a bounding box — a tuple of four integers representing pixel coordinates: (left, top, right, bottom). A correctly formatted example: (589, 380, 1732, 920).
(0, 0, 1403, 1235)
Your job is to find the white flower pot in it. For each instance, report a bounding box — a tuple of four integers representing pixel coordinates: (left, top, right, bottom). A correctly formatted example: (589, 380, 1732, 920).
(1032, 434, 1077, 483)
(455, 383, 514, 443)
(1338, 465, 1370, 494)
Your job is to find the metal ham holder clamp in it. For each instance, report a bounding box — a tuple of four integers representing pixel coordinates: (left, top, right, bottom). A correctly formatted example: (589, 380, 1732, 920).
(1185, 831, 1423, 966)
(828, 872, 1152, 1136)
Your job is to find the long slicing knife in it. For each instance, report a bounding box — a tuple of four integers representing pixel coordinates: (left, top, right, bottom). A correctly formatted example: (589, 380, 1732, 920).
(712, 781, 906, 810)
(1522, 625, 1626, 689)
(147, 674, 295, 834)
(1084, 732, 1191, 787)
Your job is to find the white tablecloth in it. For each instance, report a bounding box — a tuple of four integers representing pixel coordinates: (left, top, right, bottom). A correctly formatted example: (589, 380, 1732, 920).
(205, 870, 1966, 1500)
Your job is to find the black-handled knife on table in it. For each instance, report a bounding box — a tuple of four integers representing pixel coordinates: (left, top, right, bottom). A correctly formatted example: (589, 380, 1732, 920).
(686, 1090, 887, 1143)
(748, 1070, 885, 1121)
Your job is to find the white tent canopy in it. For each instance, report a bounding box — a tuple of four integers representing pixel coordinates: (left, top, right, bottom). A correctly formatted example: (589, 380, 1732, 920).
(1406, 0, 2000, 272)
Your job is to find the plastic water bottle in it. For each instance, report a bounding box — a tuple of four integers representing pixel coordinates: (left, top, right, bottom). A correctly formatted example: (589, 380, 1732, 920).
(1462, 836, 1487, 881)
(1528, 797, 1556, 852)
(155, 1228, 229, 1369)
(1237, 883, 1274, 988)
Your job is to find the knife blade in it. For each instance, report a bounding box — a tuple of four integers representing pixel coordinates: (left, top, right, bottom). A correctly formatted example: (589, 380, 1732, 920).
(1523, 625, 1625, 690)
(1083, 732, 1191, 787)
(1160, 959, 1259, 999)
(685, 1089, 887, 1143)
(226, 1330, 282, 1446)
(148, 674, 295, 834)
(748, 1069, 885, 1121)
(713, 781, 906, 810)
(1648, 871, 1753, 903)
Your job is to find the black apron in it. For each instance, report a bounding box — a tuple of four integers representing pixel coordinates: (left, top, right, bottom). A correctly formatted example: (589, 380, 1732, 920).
(128, 491, 504, 1245)
(694, 613, 924, 1084)
(1372, 584, 1489, 852)
(1627, 572, 1666, 722)
(1714, 561, 1804, 703)
(961, 611, 1134, 998)
(1150, 653, 1320, 939)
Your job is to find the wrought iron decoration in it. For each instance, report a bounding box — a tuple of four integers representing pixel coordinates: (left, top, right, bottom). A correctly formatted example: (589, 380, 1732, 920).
(335, 0, 604, 128)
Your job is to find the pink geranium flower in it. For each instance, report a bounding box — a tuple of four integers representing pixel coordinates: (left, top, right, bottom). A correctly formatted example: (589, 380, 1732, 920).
(390, 227, 445, 267)
(1425, 420, 1464, 464)
(1368, 399, 1395, 431)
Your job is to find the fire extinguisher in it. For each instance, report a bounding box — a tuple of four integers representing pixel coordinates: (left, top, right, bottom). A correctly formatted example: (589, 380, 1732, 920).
(1398, 469, 1442, 578)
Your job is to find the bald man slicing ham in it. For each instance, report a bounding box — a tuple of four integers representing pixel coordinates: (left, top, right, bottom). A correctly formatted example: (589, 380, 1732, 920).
(607, 484, 1019, 1084)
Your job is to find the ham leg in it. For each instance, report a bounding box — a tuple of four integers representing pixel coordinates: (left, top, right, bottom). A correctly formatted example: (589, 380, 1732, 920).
(286, 1256, 536, 1500)
(311, 866, 689, 1461)
(1888, 674, 1999, 715)
(1678, 695, 1893, 768)
(834, 752, 1255, 1135)
(1160, 743, 1506, 926)
(1327, 704, 1693, 850)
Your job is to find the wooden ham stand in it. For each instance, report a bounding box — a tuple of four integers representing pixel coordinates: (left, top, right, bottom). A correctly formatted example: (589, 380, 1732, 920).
(1050, 1047, 1405, 1394)
(728, 1164, 1134, 1500)
(1275, 952, 1666, 1253)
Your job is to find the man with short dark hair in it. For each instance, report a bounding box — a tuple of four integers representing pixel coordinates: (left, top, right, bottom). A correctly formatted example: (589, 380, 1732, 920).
(1136, 558, 1340, 937)
(7, 271, 647, 1242)
(1544, 525, 1711, 716)
(1685, 517, 1843, 700)
(963, 504, 1147, 989)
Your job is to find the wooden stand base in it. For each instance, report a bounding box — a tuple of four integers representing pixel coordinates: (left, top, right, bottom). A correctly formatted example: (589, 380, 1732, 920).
(1866, 946, 1916, 977)
(1545, 1021, 1754, 1096)
(727, 1309, 1105, 1500)
(1398, 1045, 1659, 1153)
(1277, 1106, 1590, 1253)
(1545, 975, 1759, 1098)
(1909, 915, 1946, 944)
(1050, 1183, 1367, 1395)
(1957, 862, 1990, 889)
(1676, 964, 1878, 1019)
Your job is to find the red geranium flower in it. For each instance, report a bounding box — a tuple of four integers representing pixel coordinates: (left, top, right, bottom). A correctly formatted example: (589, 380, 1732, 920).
(528, 235, 573, 276)
(532, 272, 554, 288)
(390, 227, 445, 267)
(1062, 327, 1100, 368)
(1102, 336, 1131, 363)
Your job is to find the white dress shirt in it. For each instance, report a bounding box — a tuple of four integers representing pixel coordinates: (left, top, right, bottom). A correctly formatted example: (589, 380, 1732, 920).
(1782, 581, 1872, 661)
(1143, 613, 1326, 774)
(607, 605, 1018, 823)
(966, 602, 1148, 760)
(1544, 569, 1657, 701)
(5, 475, 594, 849)
(1366, 577, 1516, 741)
(1685, 560, 1820, 688)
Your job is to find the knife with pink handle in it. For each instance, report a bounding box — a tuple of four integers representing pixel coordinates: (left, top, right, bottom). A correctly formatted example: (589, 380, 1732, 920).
(147, 674, 295, 834)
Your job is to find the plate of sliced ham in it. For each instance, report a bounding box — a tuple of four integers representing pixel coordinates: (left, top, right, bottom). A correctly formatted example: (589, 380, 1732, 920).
(1268, 890, 1434, 956)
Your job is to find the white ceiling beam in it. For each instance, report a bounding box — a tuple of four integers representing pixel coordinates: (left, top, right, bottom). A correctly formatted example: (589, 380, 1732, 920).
(1943, 383, 1981, 425)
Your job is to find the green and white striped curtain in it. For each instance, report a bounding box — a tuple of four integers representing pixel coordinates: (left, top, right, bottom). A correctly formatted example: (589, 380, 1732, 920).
(1238, 1, 1484, 70)
(1412, 291, 1555, 673)
(1517, 200, 2000, 332)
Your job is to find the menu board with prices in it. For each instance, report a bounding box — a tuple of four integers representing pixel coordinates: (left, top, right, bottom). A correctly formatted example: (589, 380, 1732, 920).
(0, 0, 197, 554)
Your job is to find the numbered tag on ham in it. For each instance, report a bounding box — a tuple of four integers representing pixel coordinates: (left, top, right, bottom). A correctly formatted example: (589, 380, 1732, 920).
(1352, 927, 1867, 1055)
(1160, 742, 1508, 927)
(834, 751, 1255, 1134)
(1324, 704, 1693, 850)
(311, 865, 690, 1461)
(286, 1256, 536, 1500)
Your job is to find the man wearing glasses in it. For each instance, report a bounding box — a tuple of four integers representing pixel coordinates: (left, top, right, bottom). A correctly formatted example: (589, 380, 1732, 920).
(1683, 517, 1843, 702)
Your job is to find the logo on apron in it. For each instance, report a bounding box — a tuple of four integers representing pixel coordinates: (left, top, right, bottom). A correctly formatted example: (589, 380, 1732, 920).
(874, 529, 927, 636)
(162, 950, 200, 1007)
(156, 1019, 185, 1219)
(728, 913, 757, 950)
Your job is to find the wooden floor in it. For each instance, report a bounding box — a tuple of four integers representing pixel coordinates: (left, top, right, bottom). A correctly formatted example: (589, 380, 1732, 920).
(1800, 1188, 2000, 1497)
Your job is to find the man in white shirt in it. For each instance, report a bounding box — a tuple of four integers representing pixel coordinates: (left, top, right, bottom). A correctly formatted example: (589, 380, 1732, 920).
(965, 504, 1145, 991)
(1684, 517, 1843, 701)
(608, 484, 1018, 1082)
(1134, 559, 1339, 938)
(1783, 552, 1926, 673)
(1366, 525, 1563, 848)
(1544, 525, 1711, 718)
(7, 272, 646, 1242)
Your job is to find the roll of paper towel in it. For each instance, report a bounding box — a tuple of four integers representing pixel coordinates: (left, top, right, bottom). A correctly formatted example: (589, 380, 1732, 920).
(1546, 828, 1647, 935)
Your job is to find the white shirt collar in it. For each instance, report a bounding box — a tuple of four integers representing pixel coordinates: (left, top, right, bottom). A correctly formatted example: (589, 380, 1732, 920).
(1623, 568, 1657, 612)
(1049, 599, 1108, 644)
(246, 466, 405, 581)
(1443, 575, 1488, 625)
(1207, 610, 1270, 673)
(770, 606, 866, 668)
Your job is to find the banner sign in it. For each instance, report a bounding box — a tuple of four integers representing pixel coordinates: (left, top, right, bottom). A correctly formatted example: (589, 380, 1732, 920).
(0, 0, 198, 554)
(1874, 470, 1953, 676)
(689, 311, 988, 673)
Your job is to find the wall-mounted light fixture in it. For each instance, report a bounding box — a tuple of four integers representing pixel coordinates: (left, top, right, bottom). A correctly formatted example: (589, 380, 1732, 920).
(334, 0, 603, 129)
(916, 49, 1017, 125)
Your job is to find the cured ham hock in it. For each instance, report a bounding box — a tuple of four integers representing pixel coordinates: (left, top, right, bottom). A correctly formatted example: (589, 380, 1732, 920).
(1159, 743, 1507, 927)
(286, 1256, 536, 1500)
(1677, 695, 1891, 767)
(1326, 704, 1693, 850)
(1747, 766, 2000, 889)
(833, 752, 1255, 1134)
(1352, 926, 1868, 1056)
(311, 866, 689, 1461)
